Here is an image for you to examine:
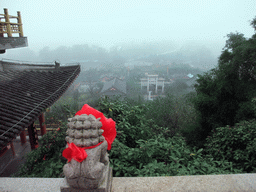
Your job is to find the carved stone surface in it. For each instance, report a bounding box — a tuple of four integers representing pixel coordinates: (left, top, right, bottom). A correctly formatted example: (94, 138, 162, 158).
(60, 166, 113, 192)
(61, 114, 112, 191)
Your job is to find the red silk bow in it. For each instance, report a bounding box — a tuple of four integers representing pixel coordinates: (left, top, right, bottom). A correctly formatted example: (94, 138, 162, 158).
(62, 142, 103, 163)
(62, 104, 116, 163)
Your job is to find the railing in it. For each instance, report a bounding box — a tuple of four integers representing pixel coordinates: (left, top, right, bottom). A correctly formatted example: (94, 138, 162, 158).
(1, 174, 256, 191)
(0, 141, 14, 158)
(1, 124, 256, 191)
(0, 124, 59, 158)
(24, 124, 60, 136)
(0, 8, 24, 37)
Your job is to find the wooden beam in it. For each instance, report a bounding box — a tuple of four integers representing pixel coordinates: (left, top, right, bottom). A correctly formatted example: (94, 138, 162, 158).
(19, 130, 26, 145)
(0, 145, 9, 158)
(10, 141, 15, 156)
(17, 11, 23, 37)
(38, 113, 47, 136)
(27, 123, 39, 150)
(3, 9, 12, 37)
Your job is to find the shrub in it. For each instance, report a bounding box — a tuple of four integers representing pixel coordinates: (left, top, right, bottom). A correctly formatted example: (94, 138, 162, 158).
(144, 93, 178, 131)
(109, 133, 243, 177)
(144, 92, 201, 141)
(10, 124, 68, 178)
(45, 96, 80, 123)
(178, 113, 207, 150)
(203, 119, 256, 173)
(97, 95, 160, 148)
(100, 95, 244, 176)
(12, 94, 247, 178)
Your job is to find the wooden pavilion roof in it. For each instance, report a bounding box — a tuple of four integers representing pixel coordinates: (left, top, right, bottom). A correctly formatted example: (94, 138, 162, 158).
(0, 60, 80, 149)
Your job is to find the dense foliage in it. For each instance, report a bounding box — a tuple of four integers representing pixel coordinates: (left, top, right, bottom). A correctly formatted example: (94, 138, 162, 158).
(11, 94, 256, 178)
(11, 124, 68, 178)
(188, 17, 256, 149)
(10, 16, 256, 179)
(204, 119, 256, 173)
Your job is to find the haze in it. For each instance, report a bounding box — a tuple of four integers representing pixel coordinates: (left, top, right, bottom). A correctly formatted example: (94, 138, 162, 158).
(1, 0, 255, 71)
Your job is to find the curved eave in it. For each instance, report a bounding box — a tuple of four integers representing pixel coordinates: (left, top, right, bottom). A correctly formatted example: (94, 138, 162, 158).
(0, 63, 80, 148)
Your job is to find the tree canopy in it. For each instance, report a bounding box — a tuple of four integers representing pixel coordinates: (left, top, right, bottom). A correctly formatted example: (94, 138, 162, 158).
(190, 16, 256, 142)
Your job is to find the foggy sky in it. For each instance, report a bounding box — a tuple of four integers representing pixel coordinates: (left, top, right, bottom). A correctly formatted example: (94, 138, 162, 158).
(2, 0, 256, 57)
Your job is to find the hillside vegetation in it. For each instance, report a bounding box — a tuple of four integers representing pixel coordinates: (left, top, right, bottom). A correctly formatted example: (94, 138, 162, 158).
(10, 92, 256, 178)
(10, 16, 256, 178)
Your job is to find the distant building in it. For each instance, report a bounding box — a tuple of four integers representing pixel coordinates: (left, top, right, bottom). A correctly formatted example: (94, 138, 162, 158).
(184, 74, 199, 92)
(140, 73, 173, 101)
(134, 65, 154, 73)
(79, 61, 106, 71)
(187, 73, 194, 78)
(140, 74, 166, 94)
(100, 76, 111, 82)
(78, 84, 90, 93)
(139, 72, 199, 101)
(100, 77, 127, 100)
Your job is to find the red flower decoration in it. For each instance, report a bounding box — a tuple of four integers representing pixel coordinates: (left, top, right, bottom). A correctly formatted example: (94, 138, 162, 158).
(57, 128, 60, 131)
(43, 155, 46, 160)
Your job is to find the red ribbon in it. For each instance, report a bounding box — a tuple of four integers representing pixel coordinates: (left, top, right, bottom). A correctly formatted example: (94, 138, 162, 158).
(62, 142, 103, 163)
(62, 104, 116, 163)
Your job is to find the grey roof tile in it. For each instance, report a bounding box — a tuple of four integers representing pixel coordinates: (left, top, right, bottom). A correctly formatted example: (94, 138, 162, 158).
(0, 61, 80, 148)
(100, 77, 126, 95)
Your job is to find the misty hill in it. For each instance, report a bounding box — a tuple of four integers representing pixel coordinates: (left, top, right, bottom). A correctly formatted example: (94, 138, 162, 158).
(1, 41, 218, 72)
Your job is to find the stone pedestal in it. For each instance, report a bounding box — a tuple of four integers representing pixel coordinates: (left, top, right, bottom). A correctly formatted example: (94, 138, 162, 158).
(60, 165, 112, 192)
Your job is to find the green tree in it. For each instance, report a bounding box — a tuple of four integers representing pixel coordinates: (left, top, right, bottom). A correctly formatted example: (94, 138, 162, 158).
(126, 76, 145, 103)
(190, 16, 256, 146)
(165, 79, 189, 97)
